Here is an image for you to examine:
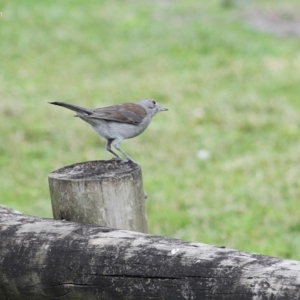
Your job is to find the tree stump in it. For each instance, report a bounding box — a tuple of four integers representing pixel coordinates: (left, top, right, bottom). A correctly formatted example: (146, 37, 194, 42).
(48, 159, 148, 233)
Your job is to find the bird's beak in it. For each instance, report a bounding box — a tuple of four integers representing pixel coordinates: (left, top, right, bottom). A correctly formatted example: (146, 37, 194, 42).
(157, 104, 168, 112)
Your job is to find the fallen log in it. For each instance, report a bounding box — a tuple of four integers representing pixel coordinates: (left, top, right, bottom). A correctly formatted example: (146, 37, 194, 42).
(0, 204, 21, 214)
(0, 213, 299, 300)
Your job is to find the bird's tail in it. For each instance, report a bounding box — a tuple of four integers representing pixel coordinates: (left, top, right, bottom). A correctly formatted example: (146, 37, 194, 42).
(49, 102, 93, 115)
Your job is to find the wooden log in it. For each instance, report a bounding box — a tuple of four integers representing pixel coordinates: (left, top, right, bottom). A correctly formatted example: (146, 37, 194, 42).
(48, 159, 148, 233)
(0, 213, 300, 300)
(0, 204, 21, 214)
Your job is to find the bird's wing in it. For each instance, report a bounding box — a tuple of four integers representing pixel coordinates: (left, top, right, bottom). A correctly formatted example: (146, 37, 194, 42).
(87, 103, 147, 125)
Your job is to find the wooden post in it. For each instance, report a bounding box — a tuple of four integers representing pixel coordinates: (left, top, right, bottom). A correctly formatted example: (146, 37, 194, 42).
(48, 159, 148, 233)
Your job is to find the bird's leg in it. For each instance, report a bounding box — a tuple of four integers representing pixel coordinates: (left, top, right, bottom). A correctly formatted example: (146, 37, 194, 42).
(106, 139, 122, 160)
(114, 139, 135, 163)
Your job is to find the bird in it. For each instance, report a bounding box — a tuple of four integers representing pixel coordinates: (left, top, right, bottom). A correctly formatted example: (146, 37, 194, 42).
(49, 99, 168, 162)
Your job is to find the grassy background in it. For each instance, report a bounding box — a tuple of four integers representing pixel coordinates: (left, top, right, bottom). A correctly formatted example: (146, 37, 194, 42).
(1, 0, 300, 259)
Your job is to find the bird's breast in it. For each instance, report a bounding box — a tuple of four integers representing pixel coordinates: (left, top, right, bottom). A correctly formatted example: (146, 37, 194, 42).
(90, 118, 151, 140)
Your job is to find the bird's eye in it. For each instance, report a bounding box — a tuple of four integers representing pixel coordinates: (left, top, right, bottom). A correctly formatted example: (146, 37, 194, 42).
(152, 100, 156, 105)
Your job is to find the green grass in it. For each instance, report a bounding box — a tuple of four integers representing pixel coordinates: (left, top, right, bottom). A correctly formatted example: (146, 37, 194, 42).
(1, 0, 300, 259)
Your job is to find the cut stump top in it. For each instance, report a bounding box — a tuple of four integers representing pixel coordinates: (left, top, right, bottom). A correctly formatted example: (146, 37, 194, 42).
(48, 159, 139, 180)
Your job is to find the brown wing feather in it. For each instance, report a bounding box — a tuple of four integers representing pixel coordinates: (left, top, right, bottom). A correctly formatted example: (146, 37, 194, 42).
(87, 103, 147, 125)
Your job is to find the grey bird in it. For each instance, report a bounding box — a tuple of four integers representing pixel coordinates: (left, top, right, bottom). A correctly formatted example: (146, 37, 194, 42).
(49, 99, 168, 162)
